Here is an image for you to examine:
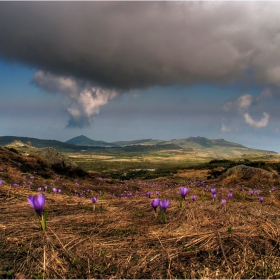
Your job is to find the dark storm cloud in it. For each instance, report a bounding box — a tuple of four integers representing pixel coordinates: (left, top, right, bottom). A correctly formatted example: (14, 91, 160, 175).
(1, 1, 280, 90)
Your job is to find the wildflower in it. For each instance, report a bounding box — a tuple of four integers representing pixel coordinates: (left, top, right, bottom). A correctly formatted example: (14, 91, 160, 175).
(221, 199, 227, 209)
(91, 197, 98, 211)
(191, 195, 197, 201)
(159, 200, 170, 223)
(38, 187, 42, 191)
(259, 197, 264, 203)
(249, 189, 254, 196)
(58, 189, 62, 193)
(160, 200, 170, 212)
(180, 187, 189, 200)
(210, 188, 216, 195)
(146, 192, 152, 198)
(27, 193, 46, 231)
(212, 193, 217, 200)
(150, 198, 160, 212)
(228, 193, 233, 199)
(52, 187, 57, 193)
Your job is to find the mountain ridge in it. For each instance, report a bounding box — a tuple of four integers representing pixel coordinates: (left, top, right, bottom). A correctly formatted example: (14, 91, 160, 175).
(0, 135, 277, 157)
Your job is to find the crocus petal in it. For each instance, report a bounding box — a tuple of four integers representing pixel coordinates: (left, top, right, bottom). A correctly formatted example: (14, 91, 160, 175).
(27, 196, 36, 209)
(32, 197, 42, 212)
(37, 193, 46, 208)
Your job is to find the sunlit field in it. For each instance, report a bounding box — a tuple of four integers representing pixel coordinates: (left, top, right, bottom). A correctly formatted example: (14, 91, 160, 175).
(2, 177, 280, 279)
(1, 149, 280, 279)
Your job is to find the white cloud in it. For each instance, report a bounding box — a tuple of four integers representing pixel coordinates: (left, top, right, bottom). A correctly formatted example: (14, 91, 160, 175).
(32, 71, 119, 127)
(243, 112, 269, 128)
(221, 123, 231, 132)
(237, 94, 253, 110)
(223, 93, 253, 112)
(33, 71, 79, 97)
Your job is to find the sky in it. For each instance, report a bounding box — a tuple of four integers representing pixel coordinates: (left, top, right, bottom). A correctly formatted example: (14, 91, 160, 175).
(1, 1, 280, 152)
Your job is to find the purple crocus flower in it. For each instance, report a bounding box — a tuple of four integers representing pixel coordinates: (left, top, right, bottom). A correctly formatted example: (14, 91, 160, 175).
(212, 193, 217, 200)
(191, 195, 197, 201)
(159, 200, 170, 212)
(58, 189, 62, 193)
(259, 197, 264, 203)
(38, 187, 42, 191)
(221, 199, 227, 207)
(249, 189, 254, 196)
(228, 193, 233, 199)
(27, 193, 46, 217)
(151, 198, 160, 212)
(91, 197, 98, 203)
(210, 188, 216, 195)
(180, 187, 189, 200)
(52, 187, 57, 193)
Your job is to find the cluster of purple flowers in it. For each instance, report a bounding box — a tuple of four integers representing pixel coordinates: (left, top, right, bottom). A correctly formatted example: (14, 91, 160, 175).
(150, 198, 170, 212)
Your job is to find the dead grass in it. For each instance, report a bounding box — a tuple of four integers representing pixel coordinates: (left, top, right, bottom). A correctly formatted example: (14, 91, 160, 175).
(1, 181, 280, 279)
(177, 169, 209, 181)
(1, 146, 280, 279)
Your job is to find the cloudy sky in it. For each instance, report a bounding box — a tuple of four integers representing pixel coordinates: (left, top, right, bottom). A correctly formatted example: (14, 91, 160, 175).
(1, 1, 280, 152)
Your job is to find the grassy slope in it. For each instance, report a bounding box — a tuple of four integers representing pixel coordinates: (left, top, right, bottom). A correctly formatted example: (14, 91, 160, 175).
(1, 146, 280, 278)
(1, 172, 280, 278)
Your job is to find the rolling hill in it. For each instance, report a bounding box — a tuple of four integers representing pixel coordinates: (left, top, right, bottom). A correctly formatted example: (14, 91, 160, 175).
(65, 135, 117, 147)
(0, 135, 277, 158)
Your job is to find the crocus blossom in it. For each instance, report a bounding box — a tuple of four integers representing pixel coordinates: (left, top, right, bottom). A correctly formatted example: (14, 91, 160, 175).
(210, 188, 216, 195)
(191, 195, 197, 201)
(151, 198, 160, 212)
(180, 187, 189, 199)
(91, 197, 98, 211)
(160, 200, 170, 212)
(27, 193, 46, 231)
(27, 193, 46, 217)
(259, 197, 264, 203)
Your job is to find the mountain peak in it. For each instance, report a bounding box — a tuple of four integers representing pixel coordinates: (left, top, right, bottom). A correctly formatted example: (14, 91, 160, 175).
(65, 135, 115, 147)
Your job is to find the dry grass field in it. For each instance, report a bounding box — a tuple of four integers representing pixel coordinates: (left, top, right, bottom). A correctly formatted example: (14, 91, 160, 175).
(1, 147, 280, 279)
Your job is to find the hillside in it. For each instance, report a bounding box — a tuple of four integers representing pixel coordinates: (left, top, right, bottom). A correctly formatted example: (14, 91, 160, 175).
(1, 149, 280, 278)
(66, 135, 117, 147)
(0, 135, 277, 159)
(66, 135, 277, 157)
(0, 136, 82, 152)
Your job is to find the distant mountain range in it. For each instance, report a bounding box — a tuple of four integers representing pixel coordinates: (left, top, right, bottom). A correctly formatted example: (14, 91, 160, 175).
(0, 135, 277, 157)
(65, 135, 246, 148)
